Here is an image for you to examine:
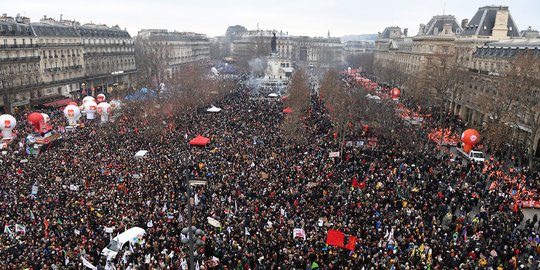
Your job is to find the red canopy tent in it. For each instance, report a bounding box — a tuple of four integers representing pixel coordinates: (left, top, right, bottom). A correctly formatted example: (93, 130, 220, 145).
(189, 135, 210, 146)
(282, 107, 293, 113)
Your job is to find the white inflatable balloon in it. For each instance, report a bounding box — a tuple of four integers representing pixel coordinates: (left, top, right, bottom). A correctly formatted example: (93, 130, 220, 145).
(0, 114, 17, 139)
(97, 93, 106, 103)
(63, 105, 81, 126)
(97, 102, 111, 123)
(84, 100, 98, 120)
(83, 96, 95, 104)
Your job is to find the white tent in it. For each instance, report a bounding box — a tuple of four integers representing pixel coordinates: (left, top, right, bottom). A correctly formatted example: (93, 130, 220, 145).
(206, 106, 222, 113)
(366, 94, 381, 100)
(268, 93, 279, 97)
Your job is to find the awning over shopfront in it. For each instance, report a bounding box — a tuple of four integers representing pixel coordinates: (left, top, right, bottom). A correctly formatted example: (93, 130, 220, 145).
(43, 98, 75, 107)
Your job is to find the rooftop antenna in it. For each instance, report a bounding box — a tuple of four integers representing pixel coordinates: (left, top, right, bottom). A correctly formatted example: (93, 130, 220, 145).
(60, 14, 63, 21)
(443, 1, 446, 16)
(257, 22, 259, 31)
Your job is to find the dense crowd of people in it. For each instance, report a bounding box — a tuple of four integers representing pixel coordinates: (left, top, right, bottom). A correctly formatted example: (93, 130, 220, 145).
(1, 75, 540, 270)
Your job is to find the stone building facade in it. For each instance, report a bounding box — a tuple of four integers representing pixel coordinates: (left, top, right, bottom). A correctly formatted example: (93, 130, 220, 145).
(32, 18, 85, 102)
(373, 5, 540, 153)
(374, 15, 462, 90)
(137, 29, 210, 78)
(0, 14, 41, 110)
(230, 30, 343, 69)
(0, 14, 136, 112)
(78, 24, 136, 95)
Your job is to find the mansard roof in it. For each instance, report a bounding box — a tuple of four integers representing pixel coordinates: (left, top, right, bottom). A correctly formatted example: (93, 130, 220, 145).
(78, 26, 131, 39)
(0, 21, 33, 37)
(422, 15, 462, 36)
(31, 23, 79, 37)
(461, 6, 520, 37)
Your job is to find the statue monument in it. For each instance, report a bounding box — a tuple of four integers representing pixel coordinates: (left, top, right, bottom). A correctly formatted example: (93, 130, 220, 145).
(271, 32, 277, 54)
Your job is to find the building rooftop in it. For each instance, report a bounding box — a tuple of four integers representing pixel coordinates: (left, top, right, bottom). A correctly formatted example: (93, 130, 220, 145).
(419, 15, 462, 36)
(139, 30, 208, 42)
(461, 5, 520, 38)
(484, 39, 540, 48)
(78, 24, 131, 38)
(378, 26, 402, 40)
(0, 21, 33, 37)
(31, 23, 79, 37)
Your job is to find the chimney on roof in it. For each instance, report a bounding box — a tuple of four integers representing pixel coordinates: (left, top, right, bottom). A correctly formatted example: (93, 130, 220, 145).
(492, 6, 510, 39)
(442, 23, 453, 35)
(403, 28, 408, 37)
(461, 19, 468, 29)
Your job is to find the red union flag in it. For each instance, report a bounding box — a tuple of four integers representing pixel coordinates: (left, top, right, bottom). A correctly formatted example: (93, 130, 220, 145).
(68, 109, 74, 117)
(4, 120, 11, 129)
(326, 230, 357, 251)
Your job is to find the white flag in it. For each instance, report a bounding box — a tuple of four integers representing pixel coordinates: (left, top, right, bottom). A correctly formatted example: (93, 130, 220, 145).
(3, 225, 12, 236)
(81, 256, 98, 270)
(245, 227, 250, 236)
(195, 261, 200, 270)
(194, 194, 200, 206)
(147, 220, 153, 228)
(207, 217, 221, 228)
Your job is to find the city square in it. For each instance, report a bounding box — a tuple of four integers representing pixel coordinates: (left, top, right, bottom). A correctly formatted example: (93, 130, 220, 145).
(0, 1, 540, 269)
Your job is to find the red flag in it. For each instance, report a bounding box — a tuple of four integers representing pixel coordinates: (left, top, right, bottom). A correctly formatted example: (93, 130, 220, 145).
(44, 219, 50, 238)
(352, 177, 366, 189)
(326, 230, 357, 251)
(489, 181, 497, 191)
(352, 177, 361, 188)
(359, 179, 366, 189)
(513, 201, 519, 213)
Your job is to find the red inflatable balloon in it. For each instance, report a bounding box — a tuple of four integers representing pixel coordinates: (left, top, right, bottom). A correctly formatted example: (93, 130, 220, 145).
(27, 112, 51, 133)
(391, 88, 401, 99)
(461, 129, 480, 146)
(27, 113, 44, 133)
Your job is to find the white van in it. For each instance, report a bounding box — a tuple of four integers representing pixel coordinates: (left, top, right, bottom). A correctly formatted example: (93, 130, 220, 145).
(456, 148, 486, 163)
(102, 227, 146, 258)
(468, 150, 486, 163)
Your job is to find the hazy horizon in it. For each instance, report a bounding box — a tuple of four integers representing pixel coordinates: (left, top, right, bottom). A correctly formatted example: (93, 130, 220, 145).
(3, 0, 538, 38)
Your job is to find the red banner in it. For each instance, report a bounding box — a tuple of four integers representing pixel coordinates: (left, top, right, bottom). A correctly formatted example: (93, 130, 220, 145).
(521, 200, 540, 209)
(326, 230, 357, 251)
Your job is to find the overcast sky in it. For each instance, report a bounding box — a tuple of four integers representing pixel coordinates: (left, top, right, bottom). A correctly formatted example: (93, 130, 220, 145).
(3, 0, 538, 38)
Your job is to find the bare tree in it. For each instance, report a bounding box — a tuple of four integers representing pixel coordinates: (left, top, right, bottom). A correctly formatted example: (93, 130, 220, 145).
(166, 62, 218, 111)
(416, 55, 466, 135)
(281, 70, 310, 143)
(503, 52, 540, 169)
(134, 37, 172, 101)
(345, 52, 374, 73)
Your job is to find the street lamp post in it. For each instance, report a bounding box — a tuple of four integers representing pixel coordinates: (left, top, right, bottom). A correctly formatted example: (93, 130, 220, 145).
(185, 169, 195, 270)
(181, 168, 205, 270)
